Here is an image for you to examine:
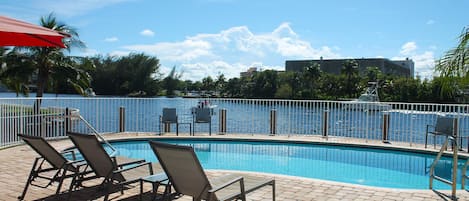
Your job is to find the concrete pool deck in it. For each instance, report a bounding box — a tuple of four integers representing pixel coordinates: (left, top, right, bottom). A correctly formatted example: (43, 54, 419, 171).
(2, 133, 469, 201)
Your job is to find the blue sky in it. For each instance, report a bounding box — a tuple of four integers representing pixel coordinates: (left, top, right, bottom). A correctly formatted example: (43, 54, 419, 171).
(1, 0, 468, 81)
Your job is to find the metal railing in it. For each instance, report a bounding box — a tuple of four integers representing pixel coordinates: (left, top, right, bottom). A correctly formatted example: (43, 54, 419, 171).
(429, 135, 458, 198)
(1, 97, 469, 151)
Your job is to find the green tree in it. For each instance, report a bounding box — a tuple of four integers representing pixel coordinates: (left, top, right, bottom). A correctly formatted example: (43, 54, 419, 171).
(435, 27, 469, 101)
(90, 53, 160, 96)
(225, 78, 242, 97)
(202, 76, 215, 91)
(303, 62, 322, 99)
(341, 59, 359, 98)
(436, 27, 469, 77)
(0, 50, 35, 96)
(278, 71, 301, 99)
(215, 73, 226, 96)
(31, 13, 86, 98)
(49, 56, 92, 96)
(252, 70, 278, 98)
(162, 66, 181, 97)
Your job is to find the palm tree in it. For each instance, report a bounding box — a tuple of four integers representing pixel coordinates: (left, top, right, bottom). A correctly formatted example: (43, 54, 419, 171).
(0, 50, 35, 96)
(32, 13, 86, 98)
(436, 27, 469, 77)
(12, 13, 89, 113)
(435, 27, 469, 101)
(162, 66, 181, 97)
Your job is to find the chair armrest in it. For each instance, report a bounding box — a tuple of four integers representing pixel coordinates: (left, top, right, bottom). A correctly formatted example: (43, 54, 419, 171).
(113, 161, 153, 174)
(67, 159, 86, 164)
(111, 156, 146, 168)
(60, 149, 77, 160)
(426, 125, 435, 134)
(209, 176, 244, 193)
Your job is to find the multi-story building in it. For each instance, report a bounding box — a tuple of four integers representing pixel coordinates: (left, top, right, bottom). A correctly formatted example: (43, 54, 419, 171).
(285, 57, 414, 77)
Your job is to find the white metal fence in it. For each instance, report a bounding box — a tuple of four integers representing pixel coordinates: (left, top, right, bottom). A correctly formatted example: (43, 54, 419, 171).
(1, 97, 468, 150)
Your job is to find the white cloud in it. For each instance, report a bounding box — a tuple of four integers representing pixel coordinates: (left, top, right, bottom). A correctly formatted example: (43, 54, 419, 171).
(75, 48, 99, 57)
(121, 22, 340, 80)
(104, 37, 119, 42)
(109, 50, 133, 57)
(140, 29, 155, 37)
(399, 42, 417, 55)
(394, 42, 435, 79)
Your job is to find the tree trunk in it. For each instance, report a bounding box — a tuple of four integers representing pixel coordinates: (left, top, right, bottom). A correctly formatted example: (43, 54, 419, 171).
(31, 67, 48, 136)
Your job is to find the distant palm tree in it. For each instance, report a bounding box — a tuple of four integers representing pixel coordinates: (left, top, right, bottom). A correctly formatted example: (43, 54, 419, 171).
(341, 59, 359, 98)
(304, 62, 322, 98)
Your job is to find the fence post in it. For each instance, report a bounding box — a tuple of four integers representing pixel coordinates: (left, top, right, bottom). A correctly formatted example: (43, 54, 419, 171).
(65, 107, 71, 133)
(270, 109, 277, 136)
(322, 110, 329, 138)
(382, 112, 390, 143)
(219, 108, 227, 134)
(119, 107, 125, 132)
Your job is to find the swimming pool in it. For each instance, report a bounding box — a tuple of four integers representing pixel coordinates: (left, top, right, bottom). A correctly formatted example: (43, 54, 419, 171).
(108, 138, 466, 189)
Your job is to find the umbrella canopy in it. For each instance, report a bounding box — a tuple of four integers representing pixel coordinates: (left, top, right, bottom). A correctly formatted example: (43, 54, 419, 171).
(0, 15, 68, 48)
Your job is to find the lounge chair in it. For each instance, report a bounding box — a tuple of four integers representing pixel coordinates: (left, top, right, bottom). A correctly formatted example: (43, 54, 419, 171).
(17, 134, 92, 200)
(67, 132, 161, 201)
(425, 116, 456, 148)
(149, 141, 275, 201)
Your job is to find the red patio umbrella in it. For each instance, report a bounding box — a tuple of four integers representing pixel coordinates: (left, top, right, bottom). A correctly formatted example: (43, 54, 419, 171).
(0, 15, 68, 48)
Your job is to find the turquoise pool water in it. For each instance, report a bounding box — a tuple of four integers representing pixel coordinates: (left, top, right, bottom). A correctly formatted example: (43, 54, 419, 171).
(108, 139, 466, 189)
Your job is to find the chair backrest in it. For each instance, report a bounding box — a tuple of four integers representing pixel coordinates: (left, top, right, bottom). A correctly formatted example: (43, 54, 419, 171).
(67, 132, 116, 179)
(435, 116, 455, 136)
(195, 108, 211, 123)
(18, 134, 74, 171)
(149, 141, 213, 200)
(162, 108, 177, 123)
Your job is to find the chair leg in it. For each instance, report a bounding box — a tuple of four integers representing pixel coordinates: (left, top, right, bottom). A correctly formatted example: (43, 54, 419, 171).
(425, 133, 428, 148)
(55, 168, 68, 195)
(103, 180, 112, 201)
(18, 158, 40, 200)
(272, 180, 276, 201)
(67, 173, 79, 201)
(140, 180, 143, 201)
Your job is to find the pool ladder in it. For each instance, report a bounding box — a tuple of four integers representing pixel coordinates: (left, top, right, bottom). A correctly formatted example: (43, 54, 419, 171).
(76, 114, 117, 156)
(462, 157, 469, 189)
(429, 135, 458, 199)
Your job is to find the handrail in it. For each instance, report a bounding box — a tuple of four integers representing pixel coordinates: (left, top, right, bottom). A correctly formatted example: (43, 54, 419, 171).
(462, 158, 469, 189)
(76, 114, 117, 156)
(429, 135, 458, 199)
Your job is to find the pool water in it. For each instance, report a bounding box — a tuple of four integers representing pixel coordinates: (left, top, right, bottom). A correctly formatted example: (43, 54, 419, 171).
(108, 139, 466, 189)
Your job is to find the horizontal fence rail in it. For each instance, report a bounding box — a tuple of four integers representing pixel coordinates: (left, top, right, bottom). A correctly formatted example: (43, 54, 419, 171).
(1, 97, 469, 151)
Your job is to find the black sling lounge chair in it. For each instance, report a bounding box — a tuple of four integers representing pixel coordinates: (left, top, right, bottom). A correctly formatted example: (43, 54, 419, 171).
(67, 132, 156, 201)
(17, 134, 92, 200)
(149, 141, 275, 201)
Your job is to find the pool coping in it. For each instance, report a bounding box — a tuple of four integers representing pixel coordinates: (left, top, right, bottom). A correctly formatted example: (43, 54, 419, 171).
(101, 133, 469, 159)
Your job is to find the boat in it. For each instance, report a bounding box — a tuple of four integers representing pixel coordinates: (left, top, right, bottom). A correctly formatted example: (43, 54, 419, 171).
(191, 100, 218, 115)
(342, 82, 391, 112)
(84, 88, 96, 97)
